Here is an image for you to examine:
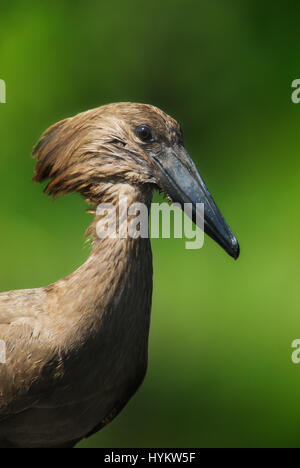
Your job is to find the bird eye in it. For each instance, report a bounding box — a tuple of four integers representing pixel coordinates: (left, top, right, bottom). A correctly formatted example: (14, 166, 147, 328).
(136, 125, 153, 142)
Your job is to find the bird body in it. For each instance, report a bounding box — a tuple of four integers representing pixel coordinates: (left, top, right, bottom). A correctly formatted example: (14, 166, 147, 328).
(0, 184, 153, 447)
(0, 103, 239, 447)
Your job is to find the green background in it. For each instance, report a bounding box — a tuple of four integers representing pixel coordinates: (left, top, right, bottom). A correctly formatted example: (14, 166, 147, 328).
(0, 0, 300, 448)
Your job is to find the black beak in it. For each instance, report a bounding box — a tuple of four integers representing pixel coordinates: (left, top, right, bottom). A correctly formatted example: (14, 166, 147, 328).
(152, 146, 240, 259)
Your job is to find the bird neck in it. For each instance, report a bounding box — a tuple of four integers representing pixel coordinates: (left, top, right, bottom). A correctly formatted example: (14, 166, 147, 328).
(86, 182, 153, 254)
(54, 183, 154, 339)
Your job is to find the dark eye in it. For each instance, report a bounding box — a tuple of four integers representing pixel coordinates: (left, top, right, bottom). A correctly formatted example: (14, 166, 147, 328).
(136, 125, 153, 142)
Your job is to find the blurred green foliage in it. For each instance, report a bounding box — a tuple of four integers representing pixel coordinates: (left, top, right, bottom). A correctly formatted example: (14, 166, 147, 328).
(0, 0, 300, 448)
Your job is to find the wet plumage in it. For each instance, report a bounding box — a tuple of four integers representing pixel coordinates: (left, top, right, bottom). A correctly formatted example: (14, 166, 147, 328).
(0, 103, 239, 448)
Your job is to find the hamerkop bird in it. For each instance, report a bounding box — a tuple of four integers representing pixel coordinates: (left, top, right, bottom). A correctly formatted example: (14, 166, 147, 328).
(0, 103, 239, 448)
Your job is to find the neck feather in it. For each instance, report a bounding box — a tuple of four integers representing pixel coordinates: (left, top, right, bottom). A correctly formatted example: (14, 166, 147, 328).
(52, 183, 154, 339)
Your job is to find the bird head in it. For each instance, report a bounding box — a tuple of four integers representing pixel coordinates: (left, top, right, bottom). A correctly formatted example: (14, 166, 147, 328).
(33, 102, 239, 259)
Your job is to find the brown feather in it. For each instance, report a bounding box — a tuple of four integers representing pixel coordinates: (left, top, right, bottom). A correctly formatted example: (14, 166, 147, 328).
(0, 102, 181, 448)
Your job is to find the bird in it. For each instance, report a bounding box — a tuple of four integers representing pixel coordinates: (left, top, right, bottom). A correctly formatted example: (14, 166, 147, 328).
(0, 102, 239, 448)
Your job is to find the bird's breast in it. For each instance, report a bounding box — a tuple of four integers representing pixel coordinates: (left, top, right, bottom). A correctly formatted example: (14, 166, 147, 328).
(32, 238, 153, 444)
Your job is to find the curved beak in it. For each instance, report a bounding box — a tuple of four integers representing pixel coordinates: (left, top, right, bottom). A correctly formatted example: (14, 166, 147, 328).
(152, 146, 240, 259)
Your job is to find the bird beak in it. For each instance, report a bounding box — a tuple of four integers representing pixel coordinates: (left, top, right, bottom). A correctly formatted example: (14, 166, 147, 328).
(152, 146, 240, 259)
